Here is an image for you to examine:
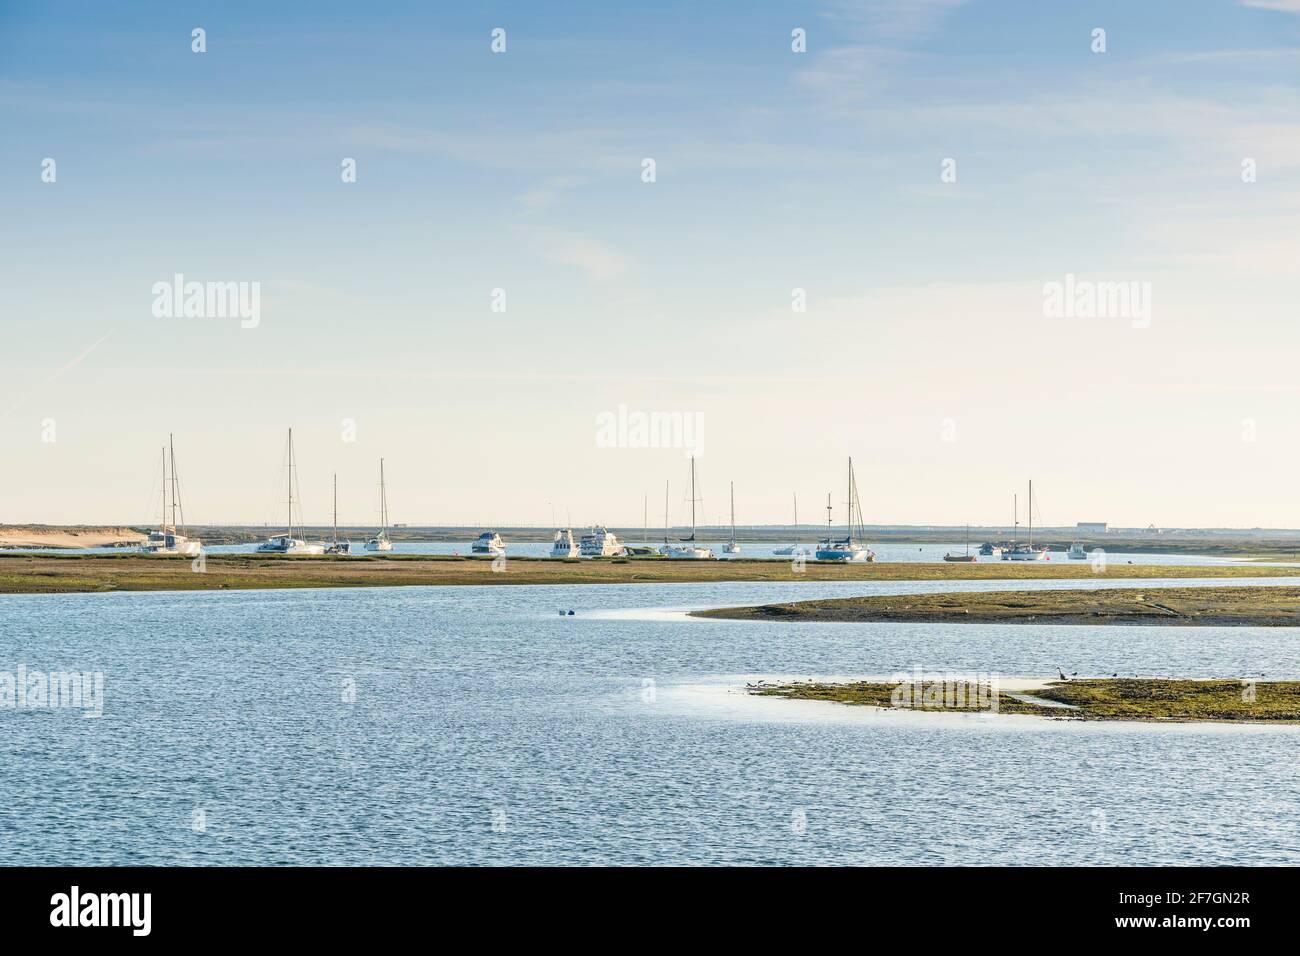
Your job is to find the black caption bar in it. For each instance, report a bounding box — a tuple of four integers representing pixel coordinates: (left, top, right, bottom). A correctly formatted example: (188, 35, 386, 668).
(0, 866, 1277, 942)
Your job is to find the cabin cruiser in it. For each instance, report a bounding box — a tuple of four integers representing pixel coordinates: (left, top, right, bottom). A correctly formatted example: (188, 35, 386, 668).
(661, 543, 715, 560)
(143, 528, 202, 558)
(258, 534, 325, 555)
(1067, 542, 1087, 559)
(550, 529, 580, 558)
(579, 526, 623, 557)
(471, 531, 505, 555)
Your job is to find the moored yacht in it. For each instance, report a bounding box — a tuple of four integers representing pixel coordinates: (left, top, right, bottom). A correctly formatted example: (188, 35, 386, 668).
(723, 482, 741, 554)
(257, 428, 325, 555)
(661, 457, 715, 559)
(579, 526, 623, 557)
(365, 459, 394, 552)
(550, 529, 579, 558)
(1003, 481, 1049, 561)
(773, 493, 810, 556)
(471, 531, 505, 555)
(141, 435, 202, 557)
(815, 458, 876, 562)
(324, 473, 353, 555)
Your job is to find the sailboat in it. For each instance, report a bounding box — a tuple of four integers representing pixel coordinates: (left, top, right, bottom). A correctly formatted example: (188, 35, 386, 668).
(944, 524, 977, 562)
(365, 459, 394, 552)
(773, 493, 810, 556)
(141, 434, 202, 556)
(257, 429, 325, 554)
(623, 493, 657, 557)
(325, 474, 353, 555)
(815, 458, 876, 562)
(723, 482, 741, 554)
(1003, 480, 1049, 560)
(661, 457, 715, 559)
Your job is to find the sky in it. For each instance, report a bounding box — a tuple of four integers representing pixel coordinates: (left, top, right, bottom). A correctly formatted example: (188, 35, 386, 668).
(2, 0, 1299, 529)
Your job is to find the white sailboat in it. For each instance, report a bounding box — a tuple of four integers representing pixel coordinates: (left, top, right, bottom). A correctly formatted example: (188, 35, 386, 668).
(550, 528, 580, 557)
(141, 434, 202, 556)
(723, 482, 741, 554)
(325, 474, 353, 555)
(365, 459, 394, 552)
(815, 458, 876, 562)
(1003, 480, 1049, 561)
(257, 428, 325, 554)
(662, 457, 715, 559)
(773, 493, 810, 556)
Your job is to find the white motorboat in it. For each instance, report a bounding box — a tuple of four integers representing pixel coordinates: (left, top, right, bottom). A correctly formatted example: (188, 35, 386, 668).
(662, 458, 715, 559)
(815, 458, 876, 562)
(1067, 541, 1087, 559)
(365, 459, 394, 552)
(550, 529, 580, 558)
(141, 435, 202, 557)
(257, 428, 325, 555)
(472, 531, 505, 555)
(579, 526, 623, 557)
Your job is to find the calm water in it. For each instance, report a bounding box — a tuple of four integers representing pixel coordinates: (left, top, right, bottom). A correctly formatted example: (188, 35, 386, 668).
(2, 577, 1297, 865)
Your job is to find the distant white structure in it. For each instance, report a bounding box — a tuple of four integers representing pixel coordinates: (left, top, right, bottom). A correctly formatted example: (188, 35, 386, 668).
(1076, 522, 1107, 534)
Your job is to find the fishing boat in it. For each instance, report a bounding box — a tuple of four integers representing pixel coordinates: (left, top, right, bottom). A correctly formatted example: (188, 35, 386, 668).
(662, 458, 715, 559)
(324, 473, 353, 555)
(944, 525, 978, 562)
(579, 526, 623, 557)
(550, 529, 579, 557)
(815, 458, 876, 562)
(471, 531, 505, 555)
(1067, 541, 1087, 559)
(257, 428, 325, 554)
(773, 493, 811, 556)
(1003, 481, 1049, 561)
(723, 482, 741, 554)
(141, 434, 202, 556)
(365, 459, 394, 552)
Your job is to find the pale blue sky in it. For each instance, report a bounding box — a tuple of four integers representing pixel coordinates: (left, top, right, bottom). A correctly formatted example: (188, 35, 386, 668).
(2, 1, 1299, 528)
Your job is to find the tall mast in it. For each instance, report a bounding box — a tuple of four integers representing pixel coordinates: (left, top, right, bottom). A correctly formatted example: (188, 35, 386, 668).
(729, 481, 736, 546)
(160, 446, 168, 532)
(1028, 479, 1033, 550)
(333, 473, 338, 544)
(287, 429, 294, 537)
(663, 480, 669, 544)
(379, 458, 387, 532)
(846, 457, 853, 545)
(825, 492, 832, 537)
(1013, 493, 1018, 548)
(689, 457, 697, 540)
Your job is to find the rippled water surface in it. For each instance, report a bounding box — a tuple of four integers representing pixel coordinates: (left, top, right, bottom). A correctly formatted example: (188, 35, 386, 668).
(2, 577, 1298, 865)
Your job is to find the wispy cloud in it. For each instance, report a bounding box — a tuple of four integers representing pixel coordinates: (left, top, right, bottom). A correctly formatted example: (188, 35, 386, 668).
(820, 0, 969, 41)
(1239, 0, 1300, 12)
(517, 227, 632, 282)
